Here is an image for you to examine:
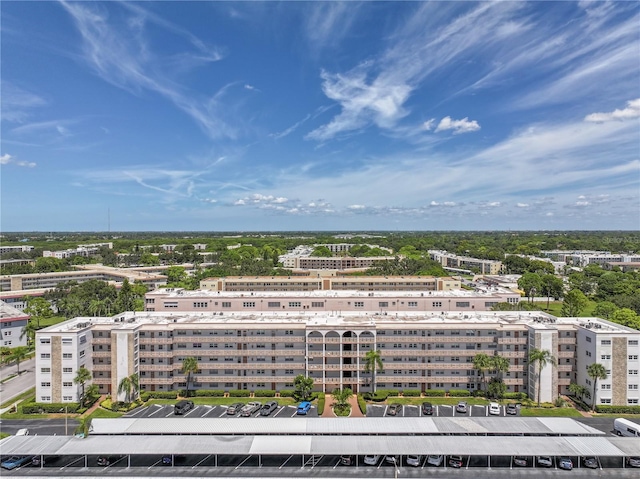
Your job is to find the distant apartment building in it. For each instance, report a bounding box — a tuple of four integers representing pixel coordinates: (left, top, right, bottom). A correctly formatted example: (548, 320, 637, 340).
(0, 300, 30, 347)
(199, 275, 461, 292)
(35, 311, 640, 407)
(540, 250, 640, 267)
(0, 245, 34, 255)
(428, 250, 503, 275)
(278, 244, 393, 269)
(0, 289, 49, 311)
(43, 247, 102, 259)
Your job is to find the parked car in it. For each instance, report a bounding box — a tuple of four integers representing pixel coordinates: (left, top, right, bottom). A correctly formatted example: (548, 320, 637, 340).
(31, 456, 43, 467)
(506, 403, 519, 415)
(240, 401, 262, 417)
(489, 402, 500, 415)
(627, 456, 640, 467)
(448, 455, 463, 468)
(406, 455, 422, 467)
(340, 455, 353, 466)
(363, 455, 380, 466)
(385, 455, 399, 465)
(174, 400, 194, 415)
(514, 456, 528, 467)
(559, 457, 573, 470)
(421, 401, 433, 415)
(226, 402, 245, 415)
(161, 455, 172, 466)
(259, 400, 278, 416)
(427, 455, 444, 466)
(387, 403, 402, 416)
(1, 456, 33, 470)
(97, 456, 120, 467)
(455, 401, 468, 414)
(537, 456, 553, 467)
(297, 401, 311, 415)
(16, 428, 29, 436)
(583, 457, 598, 469)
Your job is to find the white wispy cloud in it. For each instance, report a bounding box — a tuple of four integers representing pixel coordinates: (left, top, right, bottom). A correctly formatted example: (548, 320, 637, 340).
(271, 114, 311, 140)
(434, 116, 480, 134)
(1, 83, 47, 123)
(0, 153, 36, 168)
(59, 1, 235, 140)
(305, 2, 360, 50)
(584, 98, 640, 122)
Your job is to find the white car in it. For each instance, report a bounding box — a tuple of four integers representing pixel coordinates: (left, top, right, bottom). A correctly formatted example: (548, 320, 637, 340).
(363, 455, 380, 466)
(427, 455, 444, 466)
(406, 455, 422, 467)
(489, 402, 500, 415)
(16, 429, 29, 436)
(537, 456, 553, 467)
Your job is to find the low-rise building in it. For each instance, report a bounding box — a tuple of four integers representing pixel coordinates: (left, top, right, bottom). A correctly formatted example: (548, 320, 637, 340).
(429, 250, 503, 275)
(0, 300, 30, 347)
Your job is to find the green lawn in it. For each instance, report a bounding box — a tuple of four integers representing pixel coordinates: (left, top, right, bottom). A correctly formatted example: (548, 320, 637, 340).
(85, 408, 123, 419)
(38, 316, 68, 328)
(539, 300, 598, 317)
(0, 388, 35, 409)
(519, 407, 583, 417)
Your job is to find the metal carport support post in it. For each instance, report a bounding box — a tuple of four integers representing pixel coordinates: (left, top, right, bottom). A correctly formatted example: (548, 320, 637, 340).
(128, 455, 131, 468)
(488, 455, 490, 469)
(259, 454, 262, 467)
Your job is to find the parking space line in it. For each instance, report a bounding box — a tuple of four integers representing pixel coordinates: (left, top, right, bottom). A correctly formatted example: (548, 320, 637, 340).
(273, 407, 286, 418)
(147, 459, 161, 470)
(183, 407, 198, 417)
(60, 456, 85, 469)
(279, 455, 294, 469)
(235, 455, 252, 469)
(165, 410, 174, 417)
(218, 409, 228, 417)
(193, 455, 210, 468)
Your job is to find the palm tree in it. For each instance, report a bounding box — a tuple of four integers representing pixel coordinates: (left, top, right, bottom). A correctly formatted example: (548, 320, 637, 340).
(7, 346, 30, 375)
(332, 387, 353, 408)
(181, 357, 199, 397)
(528, 348, 556, 406)
(568, 382, 589, 402)
(20, 320, 37, 348)
(586, 363, 607, 412)
(117, 373, 140, 403)
(73, 367, 92, 406)
(492, 355, 510, 380)
(363, 350, 384, 395)
(473, 353, 493, 394)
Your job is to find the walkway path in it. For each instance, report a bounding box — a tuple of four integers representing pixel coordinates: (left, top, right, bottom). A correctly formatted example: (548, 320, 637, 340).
(320, 394, 365, 418)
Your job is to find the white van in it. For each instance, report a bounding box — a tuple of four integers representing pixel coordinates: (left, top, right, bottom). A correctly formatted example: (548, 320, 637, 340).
(614, 418, 640, 437)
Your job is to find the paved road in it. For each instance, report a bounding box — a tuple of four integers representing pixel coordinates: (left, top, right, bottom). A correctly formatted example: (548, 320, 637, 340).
(0, 358, 36, 407)
(0, 419, 77, 436)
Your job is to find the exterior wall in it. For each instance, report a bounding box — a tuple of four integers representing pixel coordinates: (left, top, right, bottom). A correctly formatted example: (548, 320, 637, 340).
(527, 327, 558, 404)
(2, 269, 166, 292)
(0, 317, 29, 347)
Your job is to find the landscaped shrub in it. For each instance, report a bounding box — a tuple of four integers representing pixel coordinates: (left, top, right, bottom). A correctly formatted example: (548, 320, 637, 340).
(503, 392, 527, 400)
(278, 390, 294, 398)
(140, 391, 151, 402)
(145, 391, 178, 399)
(357, 394, 367, 415)
(401, 389, 421, 397)
(228, 389, 251, 397)
(448, 389, 471, 397)
(21, 402, 81, 414)
(194, 389, 225, 397)
(382, 389, 400, 397)
(595, 405, 640, 414)
(423, 389, 446, 397)
(254, 389, 276, 397)
(317, 393, 325, 416)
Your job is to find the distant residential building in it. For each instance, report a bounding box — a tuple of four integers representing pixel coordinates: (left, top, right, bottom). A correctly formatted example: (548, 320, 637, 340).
(539, 250, 640, 267)
(0, 245, 34, 255)
(0, 300, 30, 347)
(428, 250, 503, 275)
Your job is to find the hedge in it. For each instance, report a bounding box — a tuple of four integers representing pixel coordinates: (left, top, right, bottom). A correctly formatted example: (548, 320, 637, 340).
(448, 389, 471, 397)
(254, 389, 276, 397)
(423, 389, 446, 397)
(194, 389, 225, 397)
(21, 402, 81, 414)
(317, 393, 325, 416)
(357, 394, 367, 415)
(279, 390, 294, 398)
(228, 389, 251, 397)
(144, 391, 178, 399)
(595, 405, 640, 414)
(401, 389, 421, 397)
(503, 392, 527, 400)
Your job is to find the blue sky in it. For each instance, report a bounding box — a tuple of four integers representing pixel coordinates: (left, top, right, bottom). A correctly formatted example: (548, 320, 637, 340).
(2, 1, 639, 231)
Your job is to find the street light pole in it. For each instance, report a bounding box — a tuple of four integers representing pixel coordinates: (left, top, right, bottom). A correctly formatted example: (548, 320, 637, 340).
(65, 405, 68, 435)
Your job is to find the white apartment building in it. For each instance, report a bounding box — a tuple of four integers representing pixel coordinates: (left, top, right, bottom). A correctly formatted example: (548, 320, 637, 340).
(0, 245, 34, 255)
(0, 300, 30, 347)
(429, 250, 503, 275)
(144, 288, 518, 314)
(35, 311, 640, 406)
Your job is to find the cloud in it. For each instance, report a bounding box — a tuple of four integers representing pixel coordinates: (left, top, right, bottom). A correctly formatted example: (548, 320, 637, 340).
(516, 203, 529, 208)
(1, 83, 47, 123)
(422, 119, 436, 131)
(59, 1, 235, 140)
(305, 2, 360, 50)
(0, 153, 36, 168)
(434, 116, 481, 134)
(584, 98, 640, 122)
(244, 84, 258, 91)
(271, 114, 311, 140)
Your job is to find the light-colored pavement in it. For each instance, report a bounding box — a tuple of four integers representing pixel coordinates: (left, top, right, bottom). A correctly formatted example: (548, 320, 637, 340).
(0, 357, 36, 410)
(0, 357, 34, 381)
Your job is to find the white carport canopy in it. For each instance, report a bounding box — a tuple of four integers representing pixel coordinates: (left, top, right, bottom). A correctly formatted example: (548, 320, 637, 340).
(89, 417, 605, 436)
(2, 435, 639, 457)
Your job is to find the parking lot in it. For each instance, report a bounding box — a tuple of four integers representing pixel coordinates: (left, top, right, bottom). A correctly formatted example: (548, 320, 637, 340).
(366, 402, 518, 417)
(124, 402, 319, 419)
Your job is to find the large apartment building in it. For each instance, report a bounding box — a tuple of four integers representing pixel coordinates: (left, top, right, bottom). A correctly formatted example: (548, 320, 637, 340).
(0, 300, 30, 347)
(35, 311, 640, 408)
(199, 275, 461, 292)
(144, 288, 519, 314)
(429, 250, 503, 275)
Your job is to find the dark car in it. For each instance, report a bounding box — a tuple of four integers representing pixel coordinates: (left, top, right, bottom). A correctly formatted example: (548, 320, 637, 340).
(506, 403, 519, 415)
(514, 456, 528, 467)
(259, 400, 278, 416)
(340, 455, 354, 466)
(421, 401, 433, 415)
(161, 455, 172, 466)
(387, 403, 402, 416)
(226, 402, 245, 415)
(448, 455, 463, 468)
(174, 400, 194, 415)
(97, 456, 120, 467)
(583, 457, 598, 469)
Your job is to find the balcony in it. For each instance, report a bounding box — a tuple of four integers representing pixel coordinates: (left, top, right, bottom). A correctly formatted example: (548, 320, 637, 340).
(92, 351, 111, 358)
(138, 337, 173, 345)
(558, 337, 576, 345)
(497, 338, 527, 345)
(91, 337, 111, 345)
(557, 351, 575, 358)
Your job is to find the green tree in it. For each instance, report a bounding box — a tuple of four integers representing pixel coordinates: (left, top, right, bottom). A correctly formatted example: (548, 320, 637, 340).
(310, 246, 333, 257)
(293, 374, 314, 401)
(363, 350, 384, 395)
(20, 320, 37, 348)
(74, 366, 92, 406)
(332, 387, 353, 408)
(491, 355, 510, 381)
(117, 279, 135, 312)
(7, 346, 30, 375)
(568, 382, 589, 402)
(140, 252, 160, 266)
(528, 348, 556, 406)
(593, 301, 618, 320)
(117, 373, 139, 403)
(586, 363, 607, 412)
(23, 296, 53, 328)
(487, 377, 507, 400)
(610, 308, 640, 329)
(473, 353, 493, 394)
(540, 274, 564, 310)
(561, 289, 589, 317)
(181, 357, 199, 397)
(517, 272, 542, 303)
(84, 383, 101, 405)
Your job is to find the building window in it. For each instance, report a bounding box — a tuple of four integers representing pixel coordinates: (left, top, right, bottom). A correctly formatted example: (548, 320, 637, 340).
(288, 302, 301, 308)
(408, 301, 417, 307)
(243, 302, 256, 308)
(601, 354, 611, 360)
(600, 398, 611, 404)
(41, 396, 51, 401)
(629, 355, 639, 360)
(222, 302, 231, 308)
(629, 370, 639, 375)
(193, 302, 208, 308)
(456, 302, 470, 308)
(432, 302, 442, 308)
(628, 399, 639, 404)
(630, 340, 639, 346)
(629, 384, 638, 390)
(354, 301, 364, 308)
(62, 353, 72, 359)
(311, 302, 324, 308)
(41, 382, 51, 387)
(601, 384, 611, 390)
(63, 382, 72, 387)
(164, 302, 178, 308)
(63, 367, 73, 373)
(378, 302, 389, 307)
(268, 302, 280, 308)
(41, 368, 51, 373)
(601, 340, 611, 345)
